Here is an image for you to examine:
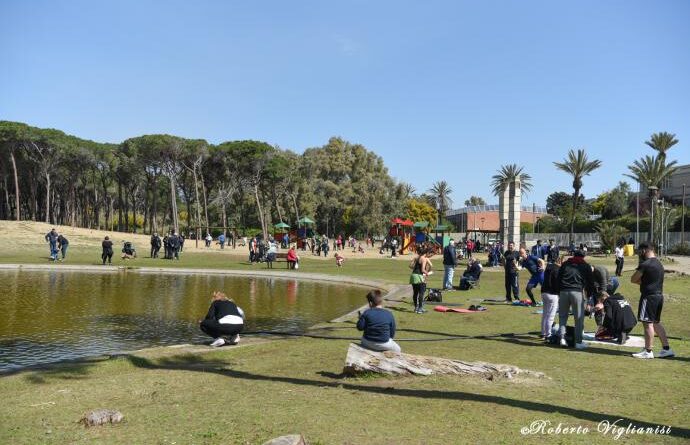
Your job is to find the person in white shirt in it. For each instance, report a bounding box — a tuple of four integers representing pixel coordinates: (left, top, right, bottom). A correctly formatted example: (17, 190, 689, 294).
(614, 244, 625, 277)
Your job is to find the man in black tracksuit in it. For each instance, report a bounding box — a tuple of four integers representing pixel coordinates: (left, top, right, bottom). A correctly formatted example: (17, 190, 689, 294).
(150, 233, 161, 258)
(596, 293, 637, 344)
(557, 251, 595, 348)
(504, 241, 520, 302)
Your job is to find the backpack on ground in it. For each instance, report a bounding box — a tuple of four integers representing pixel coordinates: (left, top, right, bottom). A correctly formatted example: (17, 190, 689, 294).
(425, 288, 443, 302)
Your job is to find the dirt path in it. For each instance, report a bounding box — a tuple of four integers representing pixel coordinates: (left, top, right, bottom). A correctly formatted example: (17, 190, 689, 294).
(667, 256, 690, 275)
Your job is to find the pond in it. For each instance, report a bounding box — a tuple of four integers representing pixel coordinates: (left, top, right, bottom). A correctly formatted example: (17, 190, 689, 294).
(0, 270, 367, 372)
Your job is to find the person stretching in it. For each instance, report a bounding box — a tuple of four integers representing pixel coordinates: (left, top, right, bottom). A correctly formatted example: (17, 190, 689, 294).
(199, 291, 245, 347)
(520, 248, 545, 306)
(356, 290, 400, 353)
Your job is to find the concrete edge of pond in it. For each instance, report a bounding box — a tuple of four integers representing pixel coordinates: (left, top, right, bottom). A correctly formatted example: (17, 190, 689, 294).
(0, 263, 392, 290)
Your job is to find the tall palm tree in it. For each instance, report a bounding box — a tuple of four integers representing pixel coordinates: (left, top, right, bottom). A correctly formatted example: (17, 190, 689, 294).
(553, 149, 602, 244)
(428, 180, 453, 224)
(625, 155, 678, 247)
(645, 132, 678, 163)
(490, 164, 532, 196)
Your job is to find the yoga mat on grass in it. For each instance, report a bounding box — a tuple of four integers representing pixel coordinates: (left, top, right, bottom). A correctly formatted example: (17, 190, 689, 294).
(582, 332, 645, 348)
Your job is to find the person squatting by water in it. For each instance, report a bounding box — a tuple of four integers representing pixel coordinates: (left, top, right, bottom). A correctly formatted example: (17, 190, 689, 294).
(409, 246, 433, 314)
(357, 289, 400, 353)
(199, 291, 245, 347)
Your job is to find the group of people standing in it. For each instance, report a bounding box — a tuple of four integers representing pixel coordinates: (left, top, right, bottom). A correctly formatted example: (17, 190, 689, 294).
(150, 232, 184, 260)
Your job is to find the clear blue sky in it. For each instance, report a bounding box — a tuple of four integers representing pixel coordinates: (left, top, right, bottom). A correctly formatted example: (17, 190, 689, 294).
(2, 1, 689, 208)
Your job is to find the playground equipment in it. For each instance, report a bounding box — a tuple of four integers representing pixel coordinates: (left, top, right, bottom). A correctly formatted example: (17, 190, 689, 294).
(296, 216, 315, 250)
(388, 218, 414, 254)
(274, 221, 291, 247)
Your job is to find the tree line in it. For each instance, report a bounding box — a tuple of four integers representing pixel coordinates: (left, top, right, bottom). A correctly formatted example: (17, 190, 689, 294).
(0, 121, 428, 240)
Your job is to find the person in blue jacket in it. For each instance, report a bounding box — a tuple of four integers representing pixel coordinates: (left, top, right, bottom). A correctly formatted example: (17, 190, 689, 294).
(357, 290, 400, 353)
(520, 247, 545, 306)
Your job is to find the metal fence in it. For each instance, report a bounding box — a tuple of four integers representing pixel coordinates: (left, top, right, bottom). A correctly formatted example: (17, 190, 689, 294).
(523, 232, 690, 250)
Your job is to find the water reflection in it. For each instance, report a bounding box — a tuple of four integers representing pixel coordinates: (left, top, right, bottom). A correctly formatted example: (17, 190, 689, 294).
(0, 270, 365, 371)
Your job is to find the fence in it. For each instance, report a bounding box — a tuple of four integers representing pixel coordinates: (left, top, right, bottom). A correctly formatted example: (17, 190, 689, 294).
(523, 232, 690, 250)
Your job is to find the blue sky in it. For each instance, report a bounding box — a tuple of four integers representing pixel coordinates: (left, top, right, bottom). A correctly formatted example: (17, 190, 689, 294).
(2, 1, 689, 208)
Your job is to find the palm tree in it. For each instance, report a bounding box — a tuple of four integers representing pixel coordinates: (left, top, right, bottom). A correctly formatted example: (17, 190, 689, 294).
(490, 164, 533, 196)
(553, 149, 602, 244)
(428, 180, 453, 224)
(625, 155, 678, 247)
(645, 132, 678, 163)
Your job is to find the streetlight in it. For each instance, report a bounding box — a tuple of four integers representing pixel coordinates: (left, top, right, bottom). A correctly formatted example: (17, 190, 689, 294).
(648, 186, 658, 248)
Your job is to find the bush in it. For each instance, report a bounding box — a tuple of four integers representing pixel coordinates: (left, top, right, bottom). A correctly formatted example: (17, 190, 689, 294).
(668, 243, 690, 256)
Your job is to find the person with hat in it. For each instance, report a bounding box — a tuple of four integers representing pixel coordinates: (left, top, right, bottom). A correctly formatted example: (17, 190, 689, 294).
(557, 250, 595, 349)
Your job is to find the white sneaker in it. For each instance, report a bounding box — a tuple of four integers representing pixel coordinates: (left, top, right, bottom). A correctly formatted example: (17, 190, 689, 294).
(559, 338, 568, 347)
(632, 349, 654, 359)
(575, 342, 588, 350)
(658, 348, 675, 358)
(210, 337, 225, 347)
(228, 334, 240, 345)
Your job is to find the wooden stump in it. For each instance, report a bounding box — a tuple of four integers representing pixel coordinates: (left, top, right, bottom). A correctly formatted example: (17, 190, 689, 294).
(343, 343, 545, 379)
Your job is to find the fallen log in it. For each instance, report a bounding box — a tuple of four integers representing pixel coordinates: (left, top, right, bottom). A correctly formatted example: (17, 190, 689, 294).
(343, 343, 545, 379)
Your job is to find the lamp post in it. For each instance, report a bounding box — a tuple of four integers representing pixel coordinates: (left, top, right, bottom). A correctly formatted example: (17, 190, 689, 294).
(648, 186, 658, 248)
(535, 217, 540, 234)
(636, 180, 640, 245)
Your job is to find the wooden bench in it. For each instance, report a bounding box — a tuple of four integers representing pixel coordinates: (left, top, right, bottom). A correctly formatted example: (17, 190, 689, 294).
(267, 252, 291, 268)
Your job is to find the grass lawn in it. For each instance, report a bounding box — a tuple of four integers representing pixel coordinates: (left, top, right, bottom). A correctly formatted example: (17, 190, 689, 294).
(1, 223, 689, 444)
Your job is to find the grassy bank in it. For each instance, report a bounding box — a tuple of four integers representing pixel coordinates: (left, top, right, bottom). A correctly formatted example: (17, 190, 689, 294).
(1, 222, 689, 444)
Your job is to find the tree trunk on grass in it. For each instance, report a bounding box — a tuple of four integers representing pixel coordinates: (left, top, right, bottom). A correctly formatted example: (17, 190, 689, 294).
(343, 343, 546, 379)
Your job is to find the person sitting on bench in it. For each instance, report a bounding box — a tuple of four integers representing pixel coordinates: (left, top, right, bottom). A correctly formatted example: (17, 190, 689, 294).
(356, 290, 400, 353)
(594, 291, 637, 344)
(286, 246, 299, 269)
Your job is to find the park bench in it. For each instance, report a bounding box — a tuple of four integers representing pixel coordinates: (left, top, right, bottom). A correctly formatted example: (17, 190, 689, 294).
(266, 252, 291, 268)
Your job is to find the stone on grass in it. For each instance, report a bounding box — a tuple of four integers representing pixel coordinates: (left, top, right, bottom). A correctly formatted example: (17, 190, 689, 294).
(79, 409, 124, 427)
(262, 434, 307, 445)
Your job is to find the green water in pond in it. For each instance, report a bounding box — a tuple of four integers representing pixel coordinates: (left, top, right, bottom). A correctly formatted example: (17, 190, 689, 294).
(0, 270, 367, 371)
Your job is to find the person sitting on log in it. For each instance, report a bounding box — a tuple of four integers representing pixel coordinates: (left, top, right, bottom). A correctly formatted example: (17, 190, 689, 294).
(199, 291, 245, 347)
(356, 290, 401, 353)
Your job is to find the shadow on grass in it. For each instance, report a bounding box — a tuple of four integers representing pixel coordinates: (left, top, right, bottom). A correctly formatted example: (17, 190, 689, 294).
(124, 354, 690, 439)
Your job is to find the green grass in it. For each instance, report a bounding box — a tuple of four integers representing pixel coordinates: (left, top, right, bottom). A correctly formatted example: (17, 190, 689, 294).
(1, 247, 689, 444)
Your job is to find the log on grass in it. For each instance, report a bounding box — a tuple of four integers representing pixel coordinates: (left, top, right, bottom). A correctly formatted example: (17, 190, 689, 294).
(343, 343, 545, 379)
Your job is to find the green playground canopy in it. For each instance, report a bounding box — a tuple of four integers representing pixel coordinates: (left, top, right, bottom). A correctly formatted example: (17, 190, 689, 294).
(433, 224, 450, 231)
(297, 216, 315, 224)
(274, 222, 290, 229)
(413, 221, 429, 229)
